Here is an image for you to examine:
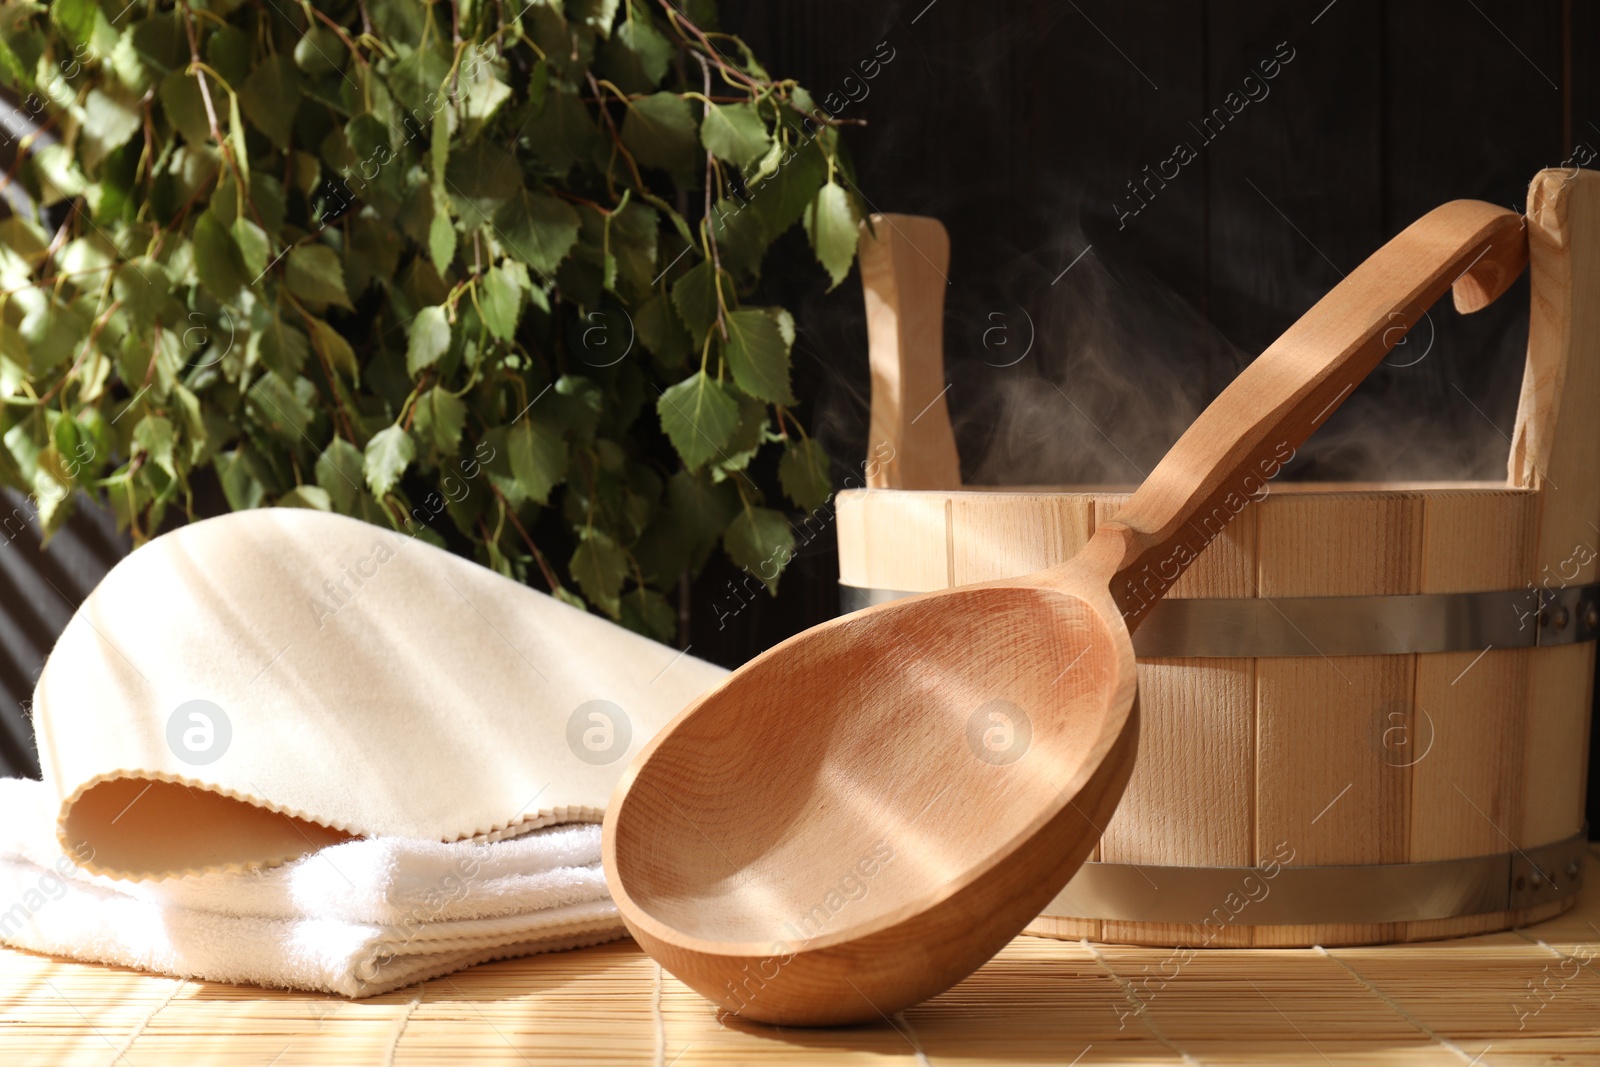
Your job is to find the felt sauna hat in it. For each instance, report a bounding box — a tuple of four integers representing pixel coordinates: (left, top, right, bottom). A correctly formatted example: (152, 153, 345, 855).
(30, 508, 725, 881)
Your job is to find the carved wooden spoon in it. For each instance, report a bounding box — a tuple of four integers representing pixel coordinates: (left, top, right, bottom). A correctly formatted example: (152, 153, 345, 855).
(603, 200, 1527, 1026)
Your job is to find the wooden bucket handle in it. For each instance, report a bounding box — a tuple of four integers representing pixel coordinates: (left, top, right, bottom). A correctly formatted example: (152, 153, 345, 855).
(1508, 168, 1600, 495)
(859, 172, 1598, 499)
(1088, 200, 1526, 625)
(858, 215, 962, 490)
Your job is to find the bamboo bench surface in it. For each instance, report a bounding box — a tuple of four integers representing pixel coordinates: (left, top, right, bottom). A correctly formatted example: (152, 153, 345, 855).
(0, 848, 1594, 1066)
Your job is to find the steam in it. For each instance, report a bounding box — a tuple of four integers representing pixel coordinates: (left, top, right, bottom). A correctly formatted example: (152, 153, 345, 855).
(939, 209, 1529, 488)
(950, 224, 1219, 487)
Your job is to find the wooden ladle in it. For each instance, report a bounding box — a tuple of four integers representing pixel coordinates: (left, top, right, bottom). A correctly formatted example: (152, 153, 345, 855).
(602, 200, 1528, 1026)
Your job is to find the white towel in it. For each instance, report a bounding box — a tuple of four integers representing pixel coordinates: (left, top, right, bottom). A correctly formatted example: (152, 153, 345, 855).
(0, 778, 622, 996)
(33, 508, 730, 881)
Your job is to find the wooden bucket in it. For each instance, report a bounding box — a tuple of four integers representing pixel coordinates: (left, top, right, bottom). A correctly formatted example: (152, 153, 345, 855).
(836, 169, 1597, 946)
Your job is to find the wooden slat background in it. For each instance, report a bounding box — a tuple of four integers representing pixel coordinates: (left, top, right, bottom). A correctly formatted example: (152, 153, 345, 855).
(1, 0, 1596, 846)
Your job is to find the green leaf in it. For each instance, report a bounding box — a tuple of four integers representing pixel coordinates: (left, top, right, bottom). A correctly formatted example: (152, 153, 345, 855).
(386, 41, 450, 113)
(569, 0, 621, 36)
(430, 101, 450, 189)
(286, 245, 354, 309)
(406, 305, 452, 376)
(232, 217, 269, 280)
(570, 530, 627, 617)
(708, 198, 767, 277)
(90, 140, 137, 221)
(528, 5, 595, 81)
(167, 385, 205, 464)
(165, 143, 220, 209)
(239, 54, 303, 149)
(306, 316, 359, 380)
(366, 0, 427, 48)
(550, 375, 603, 442)
(555, 213, 608, 307)
(293, 26, 345, 76)
(480, 262, 523, 341)
(32, 144, 86, 201)
(457, 46, 513, 127)
(602, 13, 672, 88)
(803, 181, 861, 290)
(80, 88, 141, 170)
(428, 211, 456, 275)
(607, 199, 659, 296)
(722, 308, 794, 404)
(413, 387, 467, 455)
(718, 390, 768, 474)
(779, 437, 831, 511)
(207, 23, 251, 85)
(247, 373, 314, 441)
(159, 70, 210, 145)
(657, 372, 738, 471)
(750, 136, 826, 240)
(493, 189, 581, 277)
(620, 92, 698, 176)
(523, 86, 597, 177)
(665, 469, 739, 566)
(364, 425, 415, 496)
(771, 306, 796, 348)
(316, 437, 367, 511)
(620, 587, 675, 642)
(344, 214, 401, 298)
(33, 450, 75, 543)
(215, 448, 264, 511)
(634, 291, 690, 369)
(682, 0, 720, 28)
(226, 93, 250, 190)
(20, 297, 87, 376)
(0, 28, 30, 95)
(191, 210, 248, 304)
(700, 103, 770, 168)
(52, 0, 114, 52)
(112, 259, 173, 329)
(254, 314, 310, 380)
(116, 323, 182, 399)
(444, 136, 521, 219)
(670, 259, 728, 341)
(509, 418, 568, 504)
(132, 415, 177, 478)
(123, 13, 184, 86)
(279, 484, 332, 510)
(724, 506, 795, 594)
(749, 139, 783, 184)
(552, 585, 587, 611)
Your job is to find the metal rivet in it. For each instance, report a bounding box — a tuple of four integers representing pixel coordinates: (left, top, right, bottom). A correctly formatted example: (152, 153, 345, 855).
(1585, 605, 1600, 630)
(1530, 870, 1545, 888)
(1514, 874, 1527, 891)
(1553, 607, 1571, 630)
(1568, 860, 1582, 880)
(1537, 609, 1550, 629)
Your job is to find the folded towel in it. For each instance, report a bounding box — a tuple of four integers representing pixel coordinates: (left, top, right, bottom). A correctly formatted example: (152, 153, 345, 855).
(33, 508, 729, 880)
(0, 778, 623, 996)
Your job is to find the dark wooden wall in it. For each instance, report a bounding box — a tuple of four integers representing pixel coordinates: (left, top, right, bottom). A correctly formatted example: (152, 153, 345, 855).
(3, 2, 1597, 840)
(698, 0, 1600, 831)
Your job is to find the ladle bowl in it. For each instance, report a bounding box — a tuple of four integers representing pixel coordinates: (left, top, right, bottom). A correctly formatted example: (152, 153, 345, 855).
(608, 579, 1138, 1023)
(603, 199, 1530, 1025)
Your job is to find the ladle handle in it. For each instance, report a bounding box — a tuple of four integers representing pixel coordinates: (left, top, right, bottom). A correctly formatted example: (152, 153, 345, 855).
(1088, 199, 1529, 630)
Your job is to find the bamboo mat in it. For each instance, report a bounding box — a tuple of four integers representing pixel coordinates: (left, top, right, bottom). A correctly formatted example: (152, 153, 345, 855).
(1, 850, 1596, 1066)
